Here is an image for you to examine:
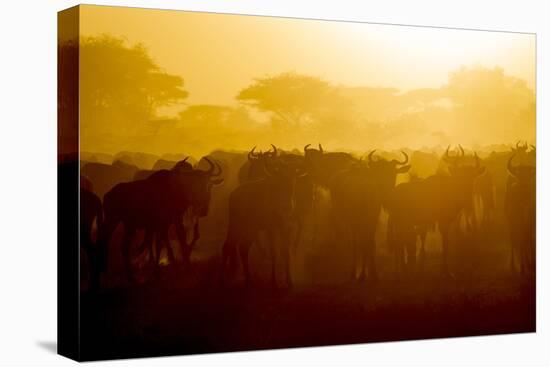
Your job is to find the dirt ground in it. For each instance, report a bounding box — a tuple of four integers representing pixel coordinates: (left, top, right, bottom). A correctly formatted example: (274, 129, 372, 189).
(80, 239, 535, 361)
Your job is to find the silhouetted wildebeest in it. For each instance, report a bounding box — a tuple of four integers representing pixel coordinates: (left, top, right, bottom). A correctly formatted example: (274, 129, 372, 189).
(220, 158, 306, 287)
(81, 160, 139, 200)
(133, 157, 192, 181)
(80, 186, 103, 291)
(303, 143, 358, 187)
(239, 145, 314, 250)
(237, 145, 278, 184)
(153, 159, 177, 171)
(473, 162, 495, 230)
(387, 146, 486, 276)
(131, 158, 200, 266)
(113, 151, 160, 170)
(331, 150, 411, 281)
(484, 141, 533, 213)
(100, 157, 223, 282)
(505, 151, 535, 275)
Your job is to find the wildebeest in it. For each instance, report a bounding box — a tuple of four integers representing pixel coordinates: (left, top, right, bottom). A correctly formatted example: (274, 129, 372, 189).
(387, 146, 486, 276)
(240, 145, 314, 250)
(133, 157, 192, 181)
(81, 160, 139, 199)
(330, 150, 411, 281)
(237, 145, 278, 183)
(303, 143, 358, 187)
(100, 157, 223, 281)
(80, 185, 103, 290)
(131, 157, 199, 266)
(505, 151, 535, 275)
(220, 158, 306, 287)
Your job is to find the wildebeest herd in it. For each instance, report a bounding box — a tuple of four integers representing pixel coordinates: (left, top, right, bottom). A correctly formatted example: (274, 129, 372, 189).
(76, 142, 536, 292)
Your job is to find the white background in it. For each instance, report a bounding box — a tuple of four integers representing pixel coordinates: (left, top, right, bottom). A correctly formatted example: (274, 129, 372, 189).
(0, 0, 547, 365)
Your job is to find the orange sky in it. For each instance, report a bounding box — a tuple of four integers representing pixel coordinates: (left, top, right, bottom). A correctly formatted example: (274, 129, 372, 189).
(78, 5, 535, 108)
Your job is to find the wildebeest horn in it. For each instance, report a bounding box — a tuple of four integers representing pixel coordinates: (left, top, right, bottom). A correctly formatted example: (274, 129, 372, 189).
(248, 146, 259, 160)
(304, 144, 311, 153)
(368, 149, 377, 163)
(507, 153, 518, 178)
(523, 141, 528, 150)
(474, 152, 480, 168)
(444, 145, 450, 157)
(203, 157, 215, 175)
(516, 141, 521, 150)
(269, 144, 278, 157)
(392, 150, 409, 165)
(458, 144, 465, 157)
(443, 145, 460, 166)
(318, 143, 323, 153)
(183, 156, 189, 163)
(530, 144, 536, 152)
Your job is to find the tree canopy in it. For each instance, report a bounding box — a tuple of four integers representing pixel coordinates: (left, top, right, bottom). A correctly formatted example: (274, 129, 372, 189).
(60, 35, 189, 152)
(236, 72, 339, 127)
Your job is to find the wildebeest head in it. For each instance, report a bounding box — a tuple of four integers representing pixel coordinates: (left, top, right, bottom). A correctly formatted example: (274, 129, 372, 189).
(507, 152, 536, 187)
(178, 157, 224, 217)
(246, 145, 278, 180)
(444, 145, 486, 210)
(367, 149, 411, 197)
(172, 156, 193, 172)
(264, 158, 307, 218)
(303, 143, 323, 171)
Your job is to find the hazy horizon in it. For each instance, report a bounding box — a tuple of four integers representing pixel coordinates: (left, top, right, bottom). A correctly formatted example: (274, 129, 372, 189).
(64, 5, 536, 156)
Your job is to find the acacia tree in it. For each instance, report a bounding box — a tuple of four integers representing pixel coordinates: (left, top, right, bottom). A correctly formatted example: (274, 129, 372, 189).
(236, 72, 339, 127)
(444, 66, 535, 144)
(59, 35, 189, 152)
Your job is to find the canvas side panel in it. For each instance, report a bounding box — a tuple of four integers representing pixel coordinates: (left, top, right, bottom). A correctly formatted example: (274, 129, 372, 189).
(57, 5, 80, 362)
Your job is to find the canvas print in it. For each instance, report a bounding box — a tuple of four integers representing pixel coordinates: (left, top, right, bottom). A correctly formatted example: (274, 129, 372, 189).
(58, 5, 536, 361)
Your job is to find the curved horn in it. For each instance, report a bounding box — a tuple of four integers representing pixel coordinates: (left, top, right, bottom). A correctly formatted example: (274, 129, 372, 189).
(507, 153, 518, 178)
(203, 157, 215, 175)
(248, 146, 258, 160)
(212, 160, 223, 177)
(516, 141, 521, 150)
(458, 144, 465, 157)
(368, 149, 377, 163)
(318, 143, 323, 153)
(183, 156, 189, 163)
(443, 145, 459, 166)
(530, 144, 536, 152)
(523, 141, 528, 150)
(270, 144, 278, 157)
(474, 152, 480, 168)
(392, 150, 409, 165)
(304, 144, 311, 153)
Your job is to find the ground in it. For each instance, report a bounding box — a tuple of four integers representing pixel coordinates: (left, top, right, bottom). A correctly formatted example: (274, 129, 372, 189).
(79, 242, 535, 361)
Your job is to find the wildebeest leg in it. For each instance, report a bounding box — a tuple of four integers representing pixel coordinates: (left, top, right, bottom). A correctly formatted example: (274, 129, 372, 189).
(405, 237, 416, 275)
(175, 221, 191, 267)
(219, 235, 234, 287)
(510, 233, 516, 273)
(98, 217, 119, 273)
(281, 226, 293, 288)
(159, 229, 175, 266)
(121, 226, 137, 282)
(292, 219, 303, 250)
(240, 241, 252, 287)
(357, 228, 367, 282)
(366, 225, 378, 282)
(418, 227, 427, 274)
(140, 228, 154, 268)
(440, 221, 451, 277)
(189, 219, 200, 248)
(267, 230, 277, 287)
(350, 228, 358, 281)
